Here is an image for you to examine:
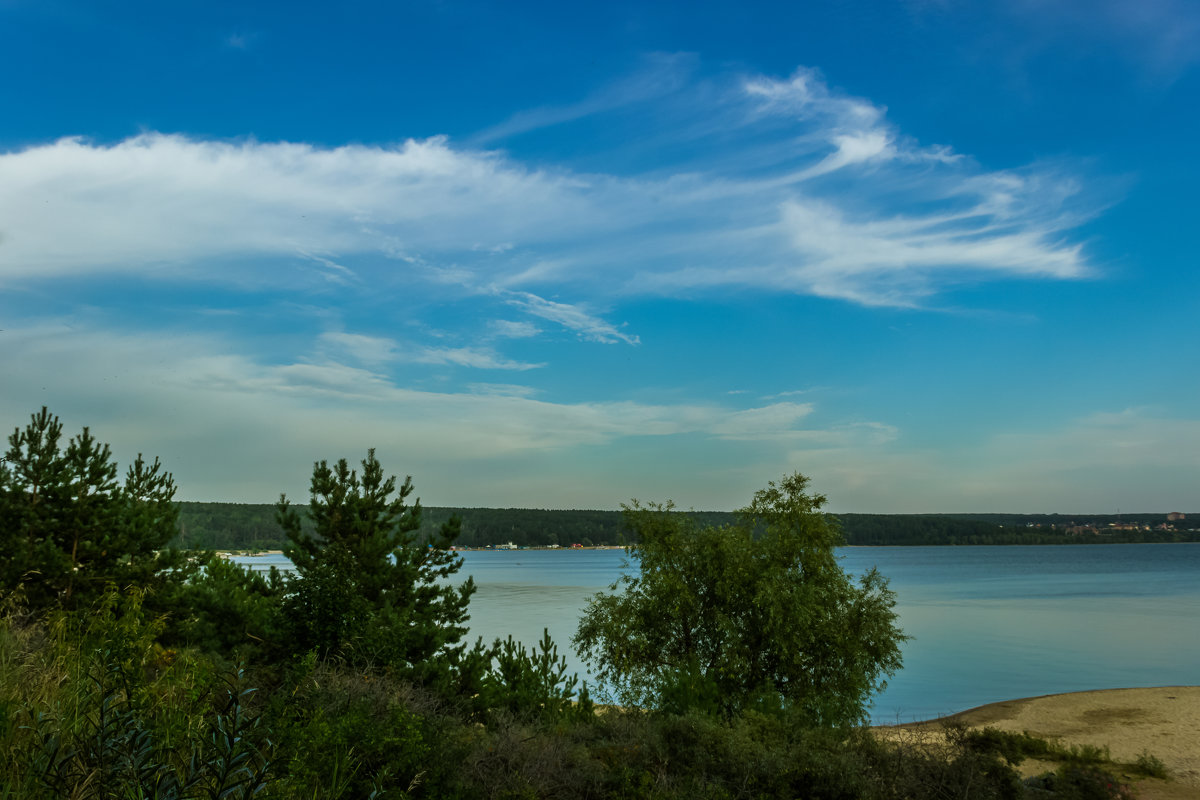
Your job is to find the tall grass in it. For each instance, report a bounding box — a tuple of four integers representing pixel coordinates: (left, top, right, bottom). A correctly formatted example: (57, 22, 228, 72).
(1, 590, 270, 800)
(0, 591, 1154, 799)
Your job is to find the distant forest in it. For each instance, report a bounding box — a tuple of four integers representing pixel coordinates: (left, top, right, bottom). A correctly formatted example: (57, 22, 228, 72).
(174, 503, 1199, 551)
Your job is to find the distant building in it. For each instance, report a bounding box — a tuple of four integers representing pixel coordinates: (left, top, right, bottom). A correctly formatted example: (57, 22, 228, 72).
(1168, 512, 1186, 521)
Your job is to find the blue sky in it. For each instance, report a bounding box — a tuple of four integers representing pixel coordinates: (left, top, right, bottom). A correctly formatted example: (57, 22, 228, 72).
(2, 0, 1198, 512)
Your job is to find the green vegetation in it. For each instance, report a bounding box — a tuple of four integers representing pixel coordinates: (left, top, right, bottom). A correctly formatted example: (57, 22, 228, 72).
(1, 407, 186, 613)
(4, 614, 1145, 800)
(174, 504, 1199, 551)
(574, 474, 905, 724)
(276, 450, 475, 684)
(957, 726, 1118, 767)
(1132, 750, 1169, 779)
(956, 726, 1170, 798)
(1, 408, 1166, 798)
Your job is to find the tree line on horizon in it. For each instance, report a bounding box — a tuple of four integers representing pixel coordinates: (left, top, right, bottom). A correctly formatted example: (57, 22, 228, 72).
(174, 502, 1199, 552)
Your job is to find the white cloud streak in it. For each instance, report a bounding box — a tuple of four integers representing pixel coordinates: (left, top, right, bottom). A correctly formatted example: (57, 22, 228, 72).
(490, 320, 541, 339)
(319, 331, 396, 366)
(0, 326, 845, 502)
(472, 52, 696, 143)
(0, 133, 590, 278)
(503, 291, 640, 345)
(412, 346, 543, 371)
(319, 330, 543, 371)
(4, 326, 1195, 510)
(0, 64, 1098, 310)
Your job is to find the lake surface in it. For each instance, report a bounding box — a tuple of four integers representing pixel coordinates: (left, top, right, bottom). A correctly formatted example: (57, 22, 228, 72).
(233, 544, 1200, 723)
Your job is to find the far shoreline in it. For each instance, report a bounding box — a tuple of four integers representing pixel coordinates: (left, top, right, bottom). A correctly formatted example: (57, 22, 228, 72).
(212, 541, 1200, 557)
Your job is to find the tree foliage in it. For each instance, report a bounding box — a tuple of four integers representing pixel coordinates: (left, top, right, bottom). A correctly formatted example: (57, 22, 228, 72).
(171, 501, 1198, 552)
(0, 407, 182, 611)
(164, 552, 285, 659)
(275, 449, 476, 679)
(574, 472, 905, 725)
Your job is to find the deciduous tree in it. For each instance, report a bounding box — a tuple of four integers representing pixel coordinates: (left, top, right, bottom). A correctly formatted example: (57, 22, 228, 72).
(573, 473, 905, 725)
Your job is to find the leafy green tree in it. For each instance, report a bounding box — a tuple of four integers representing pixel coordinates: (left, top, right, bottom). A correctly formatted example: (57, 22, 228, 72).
(0, 408, 182, 611)
(573, 473, 905, 725)
(276, 450, 476, 681)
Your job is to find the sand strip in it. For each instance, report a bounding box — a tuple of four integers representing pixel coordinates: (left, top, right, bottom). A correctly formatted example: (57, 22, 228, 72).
(885, 687, 1200, 796)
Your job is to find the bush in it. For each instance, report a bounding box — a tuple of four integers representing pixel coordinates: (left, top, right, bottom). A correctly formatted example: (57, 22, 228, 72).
(267, 658, 440, 799)
(479, 629, 592, 722)
(863, 728, 1023, 800)
(1029, 765, 1134, 800)
(959, 726, 1056, 765)
(0, 596, 271, 800)
(1132, 750, 1169, 779)
(162, 554, 285, 662)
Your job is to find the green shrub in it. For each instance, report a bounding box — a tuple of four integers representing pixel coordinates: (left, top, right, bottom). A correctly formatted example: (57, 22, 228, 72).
(1047, 765, 1133, 800)
(6, 657, 270, 799)
(267, 659, 434, 799)
(863, 729, 1023, 800)
(1132, 749, 1169, 779)
(1, 596, 271, 800)
(1060, 742, 1111, 765)
(163, 554, 285, 662)
(480, 629, 592, 722)
(959, 726, 1055, 765)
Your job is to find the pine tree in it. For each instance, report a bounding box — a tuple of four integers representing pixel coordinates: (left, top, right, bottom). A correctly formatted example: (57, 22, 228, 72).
(276, 449, 475, 680)
(0, 407, 181, 611)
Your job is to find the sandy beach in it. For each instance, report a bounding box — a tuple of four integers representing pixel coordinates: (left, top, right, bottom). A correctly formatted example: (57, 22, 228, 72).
(886, 687, 1200, 798)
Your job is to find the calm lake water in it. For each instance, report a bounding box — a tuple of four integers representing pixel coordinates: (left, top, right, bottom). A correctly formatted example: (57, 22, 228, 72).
(233, 544, 1200, 723)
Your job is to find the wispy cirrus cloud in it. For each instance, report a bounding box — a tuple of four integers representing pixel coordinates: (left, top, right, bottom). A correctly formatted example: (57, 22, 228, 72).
(490, 320, 542, 339)
(319, 331, 396, 367)
(739, 66, 957, 183)
(503, 291, 640, 345)
(0, 133, 591, 280)
(709, 402, 815, 440)
(413, 346, 543, 371)
(0, 62, 1099, 311)
(470, 52, 697, 144)
(320, 330, 543, 371)
(7, 323, 1194, 511)
(773, 196, 1086, 305)
(0, 325, 862, 504)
